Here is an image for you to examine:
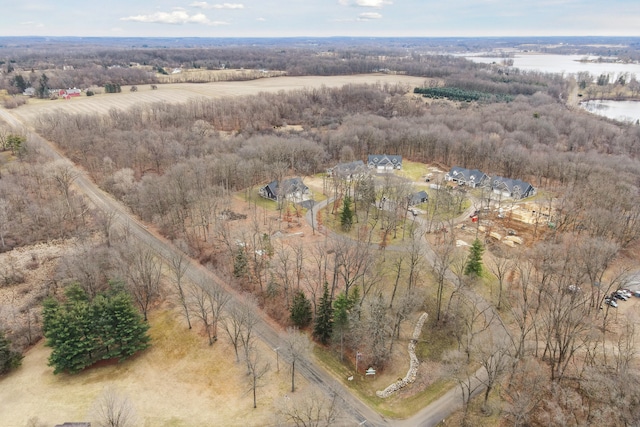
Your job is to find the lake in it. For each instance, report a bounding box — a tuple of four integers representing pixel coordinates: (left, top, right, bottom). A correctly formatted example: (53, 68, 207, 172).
(462, 53, 640, 81)
(462, 53, 640, 123)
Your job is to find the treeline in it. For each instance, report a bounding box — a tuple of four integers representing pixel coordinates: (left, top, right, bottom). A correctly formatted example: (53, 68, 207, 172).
(0, 65, 156, 95)
(414, 86, 514, 102)
(0, 42, 483, 94)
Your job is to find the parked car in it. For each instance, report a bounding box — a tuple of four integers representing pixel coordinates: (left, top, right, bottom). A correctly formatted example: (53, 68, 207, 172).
(604, 298, 618, 308)
(634, 290, 640, 298)
(614, 291, 628, 301)
(617, 289, 631, 298)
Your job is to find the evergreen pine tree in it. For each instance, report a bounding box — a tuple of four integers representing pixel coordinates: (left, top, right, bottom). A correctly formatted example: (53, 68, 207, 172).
(313, 282, 333, 345)
(233, 247, 249, 278)
(290, 291, 312, 328)
(464, 238, 484, 276)
(0, 330, 23, 375)
(340, 196, 354, 232)
(105, 291, 150, 359)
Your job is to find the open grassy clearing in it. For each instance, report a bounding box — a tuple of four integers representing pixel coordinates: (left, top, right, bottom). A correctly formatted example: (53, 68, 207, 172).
(0, 307, 312, 427)
(397, 160, 431, 182)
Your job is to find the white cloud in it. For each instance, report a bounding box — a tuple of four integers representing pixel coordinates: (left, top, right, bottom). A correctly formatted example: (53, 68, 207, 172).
(357, 12, 382, 20)
(339, 0, 392, 8)
(20, 21, 45, 28)
(190, 2, 245, 9)
(121, 11, 227, 25)
(256, 17, 266, 21)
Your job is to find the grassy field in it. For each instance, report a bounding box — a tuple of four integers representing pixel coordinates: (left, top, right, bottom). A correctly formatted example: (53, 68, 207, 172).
(9, 74, 427, 125)
(0, 308, 310, 427)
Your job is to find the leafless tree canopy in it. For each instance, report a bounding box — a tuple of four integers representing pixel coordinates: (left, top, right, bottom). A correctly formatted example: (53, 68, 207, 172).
(91, 386, 137, 427)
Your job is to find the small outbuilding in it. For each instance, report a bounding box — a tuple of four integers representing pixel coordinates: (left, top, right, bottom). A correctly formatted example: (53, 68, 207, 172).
(408, 190, 429, 206)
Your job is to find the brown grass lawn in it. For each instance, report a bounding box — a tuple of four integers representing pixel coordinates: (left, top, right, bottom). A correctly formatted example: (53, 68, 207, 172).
(0, 307, 308, 427)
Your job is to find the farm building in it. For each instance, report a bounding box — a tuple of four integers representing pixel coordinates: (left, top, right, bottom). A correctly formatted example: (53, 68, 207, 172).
(58, 88, 82, 97)
(445, 166, 488, 188)
(368, 154, 402, 171)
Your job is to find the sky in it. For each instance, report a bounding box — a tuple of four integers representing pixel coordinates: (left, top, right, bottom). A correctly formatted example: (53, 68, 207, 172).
(1, 0, 639, 38)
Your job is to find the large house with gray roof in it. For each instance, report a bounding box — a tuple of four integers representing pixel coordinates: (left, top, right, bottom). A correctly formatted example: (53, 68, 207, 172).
(490, 176, 535, 199)
(445, 166, 489, 188)
(327, 160, 368, 180)
(259, 178, 310, 203)
(368, 154, 402, 171)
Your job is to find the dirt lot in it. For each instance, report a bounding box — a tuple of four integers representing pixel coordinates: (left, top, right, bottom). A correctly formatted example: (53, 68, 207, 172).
(10, 74, 427, 125)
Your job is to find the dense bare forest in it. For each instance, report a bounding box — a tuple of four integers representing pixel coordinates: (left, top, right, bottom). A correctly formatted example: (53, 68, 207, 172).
(2, 38, 640, 426)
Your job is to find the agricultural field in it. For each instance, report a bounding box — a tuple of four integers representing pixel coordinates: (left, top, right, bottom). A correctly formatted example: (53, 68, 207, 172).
(10, 74, 427, 125)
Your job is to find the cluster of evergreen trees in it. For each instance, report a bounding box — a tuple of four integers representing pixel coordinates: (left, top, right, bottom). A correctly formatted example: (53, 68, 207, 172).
(42, 282, 150, 374)
(290, 282, 360, 347)
(104, 82, 122, 93)
(413, 86, 514, 103)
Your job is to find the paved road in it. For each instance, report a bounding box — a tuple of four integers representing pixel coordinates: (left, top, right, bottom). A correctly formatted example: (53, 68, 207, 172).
(0, 108, 390, 427)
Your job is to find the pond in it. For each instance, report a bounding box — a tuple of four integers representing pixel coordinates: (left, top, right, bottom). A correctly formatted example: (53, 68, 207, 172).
(580, 100, 640, 124)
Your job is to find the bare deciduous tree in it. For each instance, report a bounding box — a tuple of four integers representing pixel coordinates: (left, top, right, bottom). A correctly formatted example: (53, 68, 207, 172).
(168, 252, 192, 329)
(91, 386, 136, 427)
(46, 159, 79, 212)
(431, 234, 456, 322)
(487, 246, 513, 310)
(275, 391, 342, 427)
(122, 244, 161, 322)
(223, 298, 258, 363)
(283, 326, 309, 393)
(189, 283, 214, 345)
(244, 344, 270, 409)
